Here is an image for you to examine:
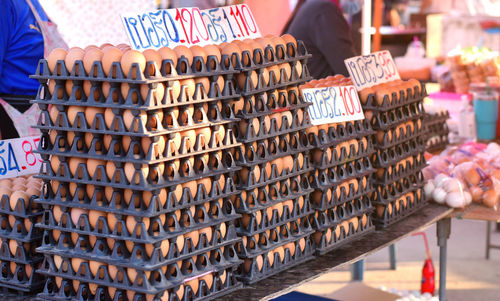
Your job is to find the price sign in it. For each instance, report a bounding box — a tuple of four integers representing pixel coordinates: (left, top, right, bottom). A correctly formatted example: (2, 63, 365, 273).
(121, 4, 261, 50)
(301, 85, 365, 125)
(344, 50, 400, 91)
(0, 136, 42, 179)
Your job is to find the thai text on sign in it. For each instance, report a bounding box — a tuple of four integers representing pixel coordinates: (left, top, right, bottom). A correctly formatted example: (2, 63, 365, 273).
(121, 4, 261, 50)
(301, 85, 365, 125)
(344, 50, 400, 91)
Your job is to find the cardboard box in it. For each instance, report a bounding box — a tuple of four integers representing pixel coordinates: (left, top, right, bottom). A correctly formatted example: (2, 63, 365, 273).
(326, 282, 400, 301)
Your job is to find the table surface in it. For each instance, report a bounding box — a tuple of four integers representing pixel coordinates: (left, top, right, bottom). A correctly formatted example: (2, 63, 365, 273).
(220, 203, 452, 301)
(449, 204, 500, 222)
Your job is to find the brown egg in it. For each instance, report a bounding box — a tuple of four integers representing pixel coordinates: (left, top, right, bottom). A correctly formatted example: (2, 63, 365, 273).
(9, 191, 29, 211)
(195, 77, 211, 95)
(83, 48, 104, 76)
(142, 49, 162, 76)
(84, 106, 104, 128)
(125, 215, 150, 235)
(71, 208, 89, 226)
(71, 257, 86, 273)
(123, 109, 147, 132)
(237, 70, 258, 90)
(52, 205, 63, 224)
(121, 50, 146, 79)
(221, 43, 241, 68)
(8, 240, 18, 256)
(47, 48, 68, 75)
(124, 163, 149, 184)
(465, 168, 481, 186)
(68, 157, 86, 177)
(65, 47, 85, 75)
(483, 190, 498, 208)
(179, 79, 196, 98)
(190, 45, 207, 71)
(203, 44, 221, 66)
(86, 159, 105, 179)
(102, 47, 123, 77)
(88, 210, 106, 230)
(174, 45, 193, 72)
(67, 106, 85, 127)
(158, 46, 177, 74)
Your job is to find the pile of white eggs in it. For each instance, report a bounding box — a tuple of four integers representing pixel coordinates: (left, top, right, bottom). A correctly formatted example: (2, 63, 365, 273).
(424, 173, 472, 208)
(378, 287, 439, 301)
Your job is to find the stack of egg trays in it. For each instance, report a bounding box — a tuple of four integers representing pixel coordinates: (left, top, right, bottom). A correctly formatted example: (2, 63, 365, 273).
(31, 53, 245, 300)
(0, 193, 45, 295)
(362, 81, 427, 228)
(307, 119, 376, 255)
(228, 41, 316, 283)
(423, 110, 449, 153)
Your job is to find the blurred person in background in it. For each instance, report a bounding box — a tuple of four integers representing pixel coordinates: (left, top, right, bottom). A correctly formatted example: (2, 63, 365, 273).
(282, 0, 362, 78)
(0, 0, 66, 139)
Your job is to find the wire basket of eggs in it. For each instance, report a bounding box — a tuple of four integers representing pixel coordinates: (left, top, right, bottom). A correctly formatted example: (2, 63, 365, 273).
(31, 43, 250, 301)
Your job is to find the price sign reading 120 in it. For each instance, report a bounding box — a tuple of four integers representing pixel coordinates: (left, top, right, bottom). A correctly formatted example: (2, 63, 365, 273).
(0, 136, 42, 179)
(121, 4, 260, 50)
(344, 50, 400, 91)
(301, 85, 365, 125)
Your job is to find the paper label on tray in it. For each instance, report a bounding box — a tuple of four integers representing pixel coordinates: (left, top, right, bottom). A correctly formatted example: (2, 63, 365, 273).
(301, 85, 365, 125)
(344, 50, 400, 91)
(121, 4, 261, 50)
(0, 136, 42, 179)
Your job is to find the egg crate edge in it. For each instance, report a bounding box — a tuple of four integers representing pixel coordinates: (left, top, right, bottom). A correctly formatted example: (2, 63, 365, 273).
(0, 215, 44, 243)
(367, 102, 425, 132)
(372, 177, 424, 206)
(235, 198, 313, 237)
(371, 188, 427, 229)
(310, 180, 375, 212)
(36, 232, 242, 274)
(35, 251, 241, 297)
(311, 138, 375, 170)
(307, 119, 375, 150)
(373, 120, 425, 150)
(32, 54, 240, 84)
(360, 82, 426, 113)
(373, 161, 426, 187)
(0, 195, 43, 218)
(235, 234, 314, 285)
(0, 261, 45, 294)
(37, 266, 241, 301)
(310, 197, 374, 232)
(313, 214, 375, 256)
(37, 177, 239, 219)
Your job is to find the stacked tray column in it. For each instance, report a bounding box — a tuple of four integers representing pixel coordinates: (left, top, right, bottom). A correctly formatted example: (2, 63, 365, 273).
(0, 176, 44, 295)
(32, 49, 244, 300)
(228, 39, 316, 283)
(360, 80, 427, 228)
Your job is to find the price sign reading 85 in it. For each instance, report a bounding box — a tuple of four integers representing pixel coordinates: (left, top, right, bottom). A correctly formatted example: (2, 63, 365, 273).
(301, 85, 365, 125)
(121, 4, 260, 50)
(344, 50, 400, 91)
(0, 136, 42, 179)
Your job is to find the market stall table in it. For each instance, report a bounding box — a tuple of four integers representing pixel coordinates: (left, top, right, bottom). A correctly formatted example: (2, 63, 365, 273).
(220, 203, 452, 301)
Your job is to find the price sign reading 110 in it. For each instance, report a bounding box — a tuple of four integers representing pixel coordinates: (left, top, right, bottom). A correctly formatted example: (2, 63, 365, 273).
(121, 4, 261, 50)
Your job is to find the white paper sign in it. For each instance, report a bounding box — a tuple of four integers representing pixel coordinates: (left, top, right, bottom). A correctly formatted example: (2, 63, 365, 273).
(344, 50, 400, 91)
(121, 4, 261, 50)
(301, 85, 365, 125)
(0, 136, 42, 179)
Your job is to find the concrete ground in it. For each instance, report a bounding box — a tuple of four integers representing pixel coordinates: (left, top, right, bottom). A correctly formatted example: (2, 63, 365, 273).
(294, 218, 500, 300)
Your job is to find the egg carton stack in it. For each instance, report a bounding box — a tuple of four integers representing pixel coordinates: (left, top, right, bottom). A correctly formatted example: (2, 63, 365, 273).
(423, 110, 449, 153)
(31, 47, 244, 300)
(307, 119, 376, 255)
(360, 80, 427, 228)
(225, 36, 315, 284)
(0, 176, 45, 296)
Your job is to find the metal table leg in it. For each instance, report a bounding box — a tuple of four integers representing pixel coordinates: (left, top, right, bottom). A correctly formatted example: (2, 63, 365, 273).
(351, 260, 364, 281)
(389, 244, 397, 270)
(486, 221, 491, 260)
(437, 218, 451, 301)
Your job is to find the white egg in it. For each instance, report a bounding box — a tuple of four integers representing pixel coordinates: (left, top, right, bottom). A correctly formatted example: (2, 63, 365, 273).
(486, 143, 500, 154)
(434, 173, 449, 188)
(440, 178, 462, 193)
(463, 191, 472, 205)
(424, 181, 435, 200)
(445, 191, 466, 208)
(432, 188, 447, 204)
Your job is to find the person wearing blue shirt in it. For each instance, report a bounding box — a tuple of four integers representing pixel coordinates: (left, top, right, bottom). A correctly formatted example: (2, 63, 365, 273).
(0, 0, 47, 139)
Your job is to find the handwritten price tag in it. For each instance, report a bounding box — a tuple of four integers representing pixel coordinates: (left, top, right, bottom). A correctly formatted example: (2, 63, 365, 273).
(0, 136, 42, 179)
(301, 85, 365, 125)
(344, 50, 400, 91)
(121, 4, 261, 50)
